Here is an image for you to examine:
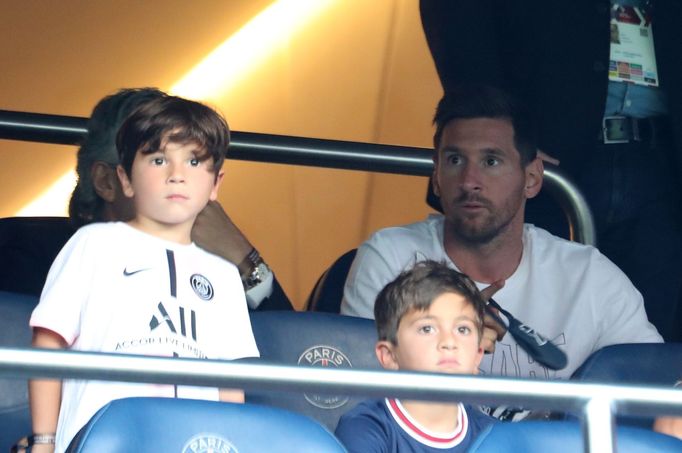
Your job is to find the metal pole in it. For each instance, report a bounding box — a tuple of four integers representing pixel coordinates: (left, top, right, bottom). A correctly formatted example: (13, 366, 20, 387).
(583, 397, 616, 453)
(0, 110, 596, 245)
(0, 347, 680, 417)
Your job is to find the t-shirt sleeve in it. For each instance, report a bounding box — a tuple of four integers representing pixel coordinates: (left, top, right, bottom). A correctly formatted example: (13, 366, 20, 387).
(341, 236, 400, 319)
(212, 263, 260, 360)
(591, 253, 663, 348)
(30, 228, 96, 345)
(335, 409, 389, 453)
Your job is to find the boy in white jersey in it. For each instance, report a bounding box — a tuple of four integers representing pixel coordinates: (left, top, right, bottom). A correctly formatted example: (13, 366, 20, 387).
(28, 95, 259, 453)
(335, 260, 495, 452)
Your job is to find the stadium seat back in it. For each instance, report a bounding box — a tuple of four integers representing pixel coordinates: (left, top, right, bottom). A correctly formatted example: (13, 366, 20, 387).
(469, 420, 682, 452)
(0, 216, 74, 296)
(247, 310, 379, 431)
(570, 343, 682, 428)
(0, 291, 39, 451)
(305, 249, 357, 313)
(66, 397, 346, 453)
(571, 343, 682, 386)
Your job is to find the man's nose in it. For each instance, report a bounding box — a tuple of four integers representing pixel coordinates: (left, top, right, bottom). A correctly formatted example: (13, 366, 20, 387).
(459, 163, 482, 192)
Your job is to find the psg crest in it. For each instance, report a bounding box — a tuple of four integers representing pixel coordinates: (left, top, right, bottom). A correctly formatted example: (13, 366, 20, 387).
(182, 434, 238, 453)
(298, 345, 352, 409)
(190, 274, 214, 301)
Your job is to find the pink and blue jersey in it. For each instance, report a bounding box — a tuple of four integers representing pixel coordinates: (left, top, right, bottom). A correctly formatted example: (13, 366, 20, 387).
(335, 398, 495, 452)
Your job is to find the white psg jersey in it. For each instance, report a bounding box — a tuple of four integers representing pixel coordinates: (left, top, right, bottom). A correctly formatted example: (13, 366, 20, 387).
(30, 222, 259, 453)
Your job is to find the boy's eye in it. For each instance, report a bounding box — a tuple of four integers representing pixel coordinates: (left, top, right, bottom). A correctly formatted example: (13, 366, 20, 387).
(189, 157, 201, 166)
(151, 157, 166, 165)
(457, 325, 472, 335)
(418, 325, 435, 334)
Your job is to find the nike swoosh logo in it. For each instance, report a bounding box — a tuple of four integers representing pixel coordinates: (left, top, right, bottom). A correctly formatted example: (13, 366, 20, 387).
(123, 267, 150, 276)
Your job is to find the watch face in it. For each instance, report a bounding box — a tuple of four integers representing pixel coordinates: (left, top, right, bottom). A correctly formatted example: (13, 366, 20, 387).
(244, 261, 270, 290)
(254, 262, 270, 280)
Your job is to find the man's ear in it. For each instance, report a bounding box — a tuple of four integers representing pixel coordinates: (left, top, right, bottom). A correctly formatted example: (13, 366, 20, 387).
(209, 170, 225, 201)
(116, 165, 135, 198)
(91, 162, 120, 202)
(524, 157, 543, 199)
(375, 341, 400, 371)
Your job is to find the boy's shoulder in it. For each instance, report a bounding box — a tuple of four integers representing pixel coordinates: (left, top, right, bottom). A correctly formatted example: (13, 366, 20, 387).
(74, 221, 126, 237)
(61, 221, 125, 250)
(335, 399, 391, 451)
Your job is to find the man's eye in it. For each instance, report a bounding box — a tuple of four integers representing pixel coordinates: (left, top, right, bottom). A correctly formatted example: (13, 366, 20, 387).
(447, 155, 462, 165)
(484, 157, 500, 166)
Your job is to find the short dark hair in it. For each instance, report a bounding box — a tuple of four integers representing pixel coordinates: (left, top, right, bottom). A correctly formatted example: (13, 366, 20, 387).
(432, 85, 537, 166)
(374, 260, 486, 344)
(117, 96, 230, 178)
(69, 88, 167, 227)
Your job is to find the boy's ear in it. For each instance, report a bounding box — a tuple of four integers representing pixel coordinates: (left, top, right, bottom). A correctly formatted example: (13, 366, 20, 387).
(472, 345, 484, 375)
(209, 170, 224, 202)
(375, 341, 400, 371)
(116, 165, 135, 198)
(91, 162, 120, 202)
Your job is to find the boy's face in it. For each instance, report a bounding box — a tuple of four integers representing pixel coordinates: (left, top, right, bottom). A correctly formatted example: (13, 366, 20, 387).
(117, 139, 223, 236)
(376, 292, 483, 375)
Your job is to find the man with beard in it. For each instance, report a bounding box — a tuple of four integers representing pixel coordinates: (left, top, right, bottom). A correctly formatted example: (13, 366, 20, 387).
(340, 86, 661, 386)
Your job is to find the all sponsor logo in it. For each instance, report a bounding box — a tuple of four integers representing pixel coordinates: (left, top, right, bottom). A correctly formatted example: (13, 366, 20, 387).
(190, 274, 214, 301)
(298, 345, 352, 409)
(182, 434, 238, 453)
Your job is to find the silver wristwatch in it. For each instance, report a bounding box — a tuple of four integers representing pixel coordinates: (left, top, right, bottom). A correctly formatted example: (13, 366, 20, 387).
(240, 248, 271, 291)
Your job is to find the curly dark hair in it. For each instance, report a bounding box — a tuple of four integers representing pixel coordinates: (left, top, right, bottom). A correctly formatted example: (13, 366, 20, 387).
(68, 88, 166, 227)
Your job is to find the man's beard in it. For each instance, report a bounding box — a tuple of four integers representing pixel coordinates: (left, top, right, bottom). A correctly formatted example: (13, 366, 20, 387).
(446, 194, 521, 245)
(449, 213, 511, 245)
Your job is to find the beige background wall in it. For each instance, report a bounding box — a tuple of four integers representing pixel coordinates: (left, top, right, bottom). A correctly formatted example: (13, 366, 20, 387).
(0, 0, 442, 307)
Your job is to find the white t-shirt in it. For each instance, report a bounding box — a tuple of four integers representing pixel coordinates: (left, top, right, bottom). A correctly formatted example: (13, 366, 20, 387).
(341, 214, 662, 380)
(30, 222, 259, 453)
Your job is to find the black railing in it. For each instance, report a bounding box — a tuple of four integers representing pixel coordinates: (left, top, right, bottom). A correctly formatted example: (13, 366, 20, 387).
(0, 109, 596, 244)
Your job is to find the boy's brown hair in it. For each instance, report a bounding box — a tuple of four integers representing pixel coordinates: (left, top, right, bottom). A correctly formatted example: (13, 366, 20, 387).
(374, 260, 486, 344)
(117, 95, 230, 179)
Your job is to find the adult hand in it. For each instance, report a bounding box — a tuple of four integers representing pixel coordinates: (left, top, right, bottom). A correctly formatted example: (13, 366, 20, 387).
(191, 201, 253, 266)
(479, 281, 507, 353)
(654, 416, 682, 440)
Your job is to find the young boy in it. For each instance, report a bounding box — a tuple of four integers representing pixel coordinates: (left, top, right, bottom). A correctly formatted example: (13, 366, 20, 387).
(335, 260, 495, 452)
(28, 95, 258, 453)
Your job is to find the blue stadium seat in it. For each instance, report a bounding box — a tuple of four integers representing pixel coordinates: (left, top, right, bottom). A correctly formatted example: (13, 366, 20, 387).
(65, 397, 346, 453)
(570, 343, 682, 428)
(571, 343, 682, 386)
(468, 420, 682, 452)
(0, 291, 39, 452)
(247, 310, 379, 431)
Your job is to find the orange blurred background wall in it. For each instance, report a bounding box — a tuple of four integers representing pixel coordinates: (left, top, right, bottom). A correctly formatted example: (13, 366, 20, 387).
(0, 0, 442, 307)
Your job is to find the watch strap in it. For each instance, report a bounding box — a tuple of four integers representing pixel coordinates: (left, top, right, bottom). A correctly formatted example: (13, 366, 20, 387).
(238, 248, 260, 279)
